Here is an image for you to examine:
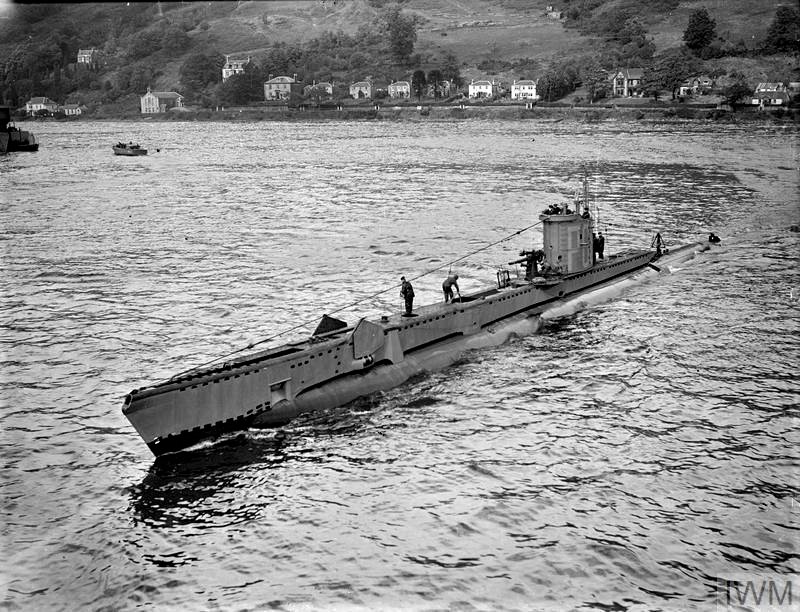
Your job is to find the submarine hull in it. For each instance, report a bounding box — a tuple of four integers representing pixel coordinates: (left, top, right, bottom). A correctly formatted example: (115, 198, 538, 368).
(123, 244, 708, 458)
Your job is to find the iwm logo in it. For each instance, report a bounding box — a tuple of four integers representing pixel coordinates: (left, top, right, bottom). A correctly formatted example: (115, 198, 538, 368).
(717, 575, 795, 610)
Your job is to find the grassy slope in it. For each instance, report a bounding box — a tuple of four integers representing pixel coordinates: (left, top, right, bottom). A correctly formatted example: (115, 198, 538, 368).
(647, 0, 787, 50)
(186, 0, 794, 86)
(2, 0, 796, 97)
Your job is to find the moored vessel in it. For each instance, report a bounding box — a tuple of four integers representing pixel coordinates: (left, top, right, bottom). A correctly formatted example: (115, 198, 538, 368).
(0, 106, 39, 153)
(113, 142, 147, 156)
(122, 176, 709, 457)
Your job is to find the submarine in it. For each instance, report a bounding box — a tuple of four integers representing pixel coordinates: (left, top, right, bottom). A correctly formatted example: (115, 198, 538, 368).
(122, 178, 711, 457)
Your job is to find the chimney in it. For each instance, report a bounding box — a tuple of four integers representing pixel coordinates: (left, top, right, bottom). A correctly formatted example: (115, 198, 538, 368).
(269, 73, 273, 80)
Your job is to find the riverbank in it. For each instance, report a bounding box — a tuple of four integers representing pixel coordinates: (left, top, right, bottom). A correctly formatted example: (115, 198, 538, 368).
(22, 102, 800, 125)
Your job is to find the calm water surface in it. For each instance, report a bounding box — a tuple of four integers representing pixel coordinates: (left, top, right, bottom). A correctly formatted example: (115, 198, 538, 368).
(1, 118, 798, 611)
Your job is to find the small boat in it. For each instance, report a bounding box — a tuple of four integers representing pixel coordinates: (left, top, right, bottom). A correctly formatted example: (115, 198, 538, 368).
(113, 142, 147, 156)
(122, 174, 711, 457)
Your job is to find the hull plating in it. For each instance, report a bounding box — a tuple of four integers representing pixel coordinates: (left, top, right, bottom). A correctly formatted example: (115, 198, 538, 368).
(123, 246, 705, 457)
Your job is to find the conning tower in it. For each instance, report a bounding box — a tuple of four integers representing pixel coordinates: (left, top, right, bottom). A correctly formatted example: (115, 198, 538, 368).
(539, 178, 594, 275)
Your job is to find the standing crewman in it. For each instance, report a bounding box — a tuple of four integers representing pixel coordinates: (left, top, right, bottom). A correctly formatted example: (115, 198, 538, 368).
(597, 232, 605, 260)
(442, 274, 461, 303)
(400, 276, 415, 316)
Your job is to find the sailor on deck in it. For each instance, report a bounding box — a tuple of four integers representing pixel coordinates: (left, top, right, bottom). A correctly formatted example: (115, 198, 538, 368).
(400, 276, 415, 316)
(442, 274, 460, 303)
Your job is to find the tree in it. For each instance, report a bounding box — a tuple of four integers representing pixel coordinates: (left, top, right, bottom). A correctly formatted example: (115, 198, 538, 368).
(129, 63, 157, 94)
(683, 8, 716, 53)
(440, 53, 462, 89)
(763, 6, 800, 54)
(722, 80, 753, 106)
(180, 51, 224, 96)
(411, 69, 426, 101)
(619, 18, 656, 63)
(427, 69, 443, 99)
(582, 61, 610, 103)
(161, 23, 190, 53)
(646, 49, 701, 100)
(381, 6, 417, 64)
(216, 61, 265, 106)
(640, 72, 663, 102)
(348, 51, 370, 71)
(537, 71, 563, 102)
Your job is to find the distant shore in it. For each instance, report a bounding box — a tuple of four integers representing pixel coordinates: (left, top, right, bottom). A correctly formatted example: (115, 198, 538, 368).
(20, 102, 800, 124)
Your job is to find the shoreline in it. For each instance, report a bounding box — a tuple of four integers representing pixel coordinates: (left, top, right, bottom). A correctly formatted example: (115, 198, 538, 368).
(18, 103, 800, 125)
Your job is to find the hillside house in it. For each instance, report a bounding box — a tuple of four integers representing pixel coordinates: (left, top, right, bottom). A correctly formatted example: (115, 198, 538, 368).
(140, 87, 184, 113)
(25, 97, 58, 115)
(545, 5, 562, 19)
(60, 104, 86, 116)
(679, 75, 715, 97)
(751, 82, 789, 108)
(610, 68, 644, 97)
(264, 74, 303, 101)
(388, 81, 410, 98)
(510, 79, 539, 101)
(350, 80, 372, 99)
(77, 48, 99, 70)
(222, 55, 250, 82)
(468, 79, 498, 99)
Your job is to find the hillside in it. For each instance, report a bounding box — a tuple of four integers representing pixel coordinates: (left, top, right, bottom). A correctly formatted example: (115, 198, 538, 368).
(1, 0, 797, 112)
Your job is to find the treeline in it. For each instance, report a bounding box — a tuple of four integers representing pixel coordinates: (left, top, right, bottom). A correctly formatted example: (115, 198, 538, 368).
(1, 1, 797, 111)
(0, 1, 435, 109)
(179, 10, 462, 108)
(537, 3, 799, 105)
(2, 3, 207, 107)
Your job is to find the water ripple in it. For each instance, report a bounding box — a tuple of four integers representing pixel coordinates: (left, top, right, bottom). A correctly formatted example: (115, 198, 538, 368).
(1, 119, 797, 611)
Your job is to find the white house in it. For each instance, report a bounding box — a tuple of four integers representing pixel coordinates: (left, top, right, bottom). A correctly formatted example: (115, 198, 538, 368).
(510, 80, 539, 100)
(350, 79, 372, 99)
(388, 80, 410, 98)
(609, 68, 644, 97)
(25, 97, 59, 115)
(751, 82, 790, 108)
(60, 104, 85, 116)
(222, 55, 250, 82)
(264, 74, 303, 101)
(140, 87, 184, 113)
(468, 79, 498, 99)
(678, 75, 715, 97)
(77, 48, 99, 69)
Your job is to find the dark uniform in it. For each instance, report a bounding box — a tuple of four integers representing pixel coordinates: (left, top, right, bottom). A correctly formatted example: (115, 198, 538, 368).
(400, 276, 414, 316)
(597, 232, 605, 259)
